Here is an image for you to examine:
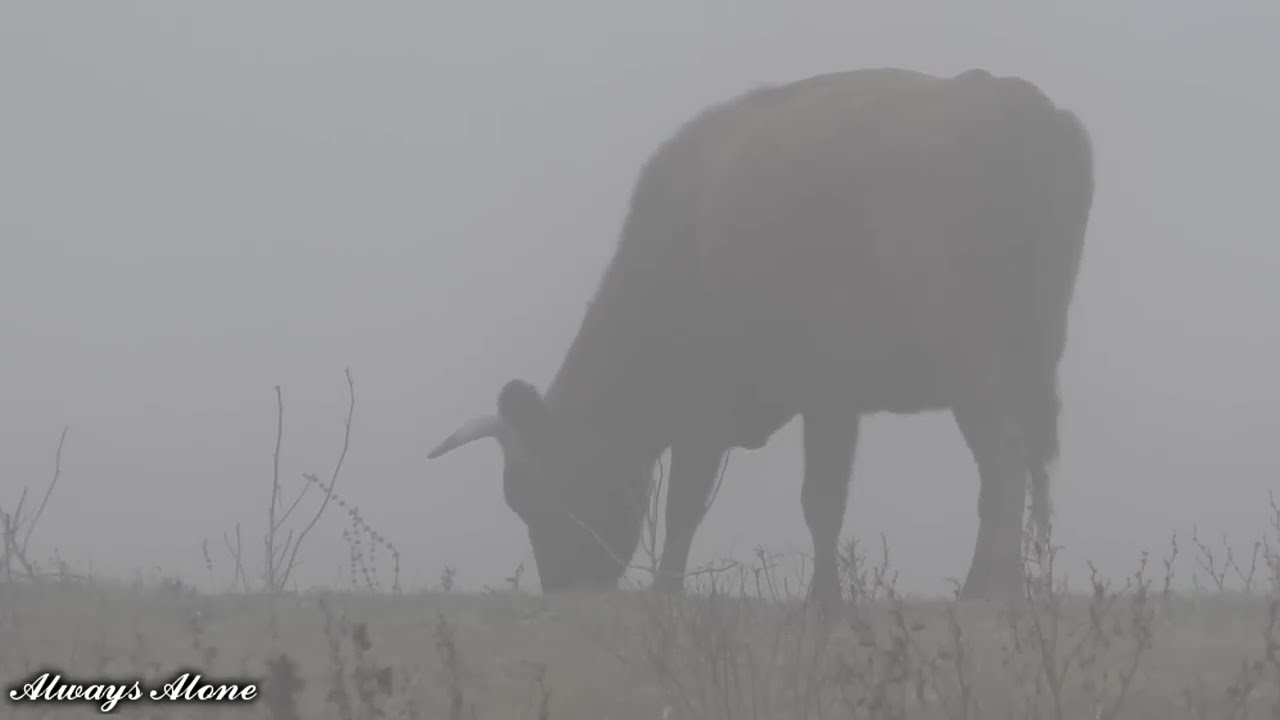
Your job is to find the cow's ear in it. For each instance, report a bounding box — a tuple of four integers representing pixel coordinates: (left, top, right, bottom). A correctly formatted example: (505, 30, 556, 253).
(497, 380, 561, 460)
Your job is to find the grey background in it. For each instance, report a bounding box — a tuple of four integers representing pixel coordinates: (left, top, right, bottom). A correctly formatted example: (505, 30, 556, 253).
(2, 0, 1275, 593)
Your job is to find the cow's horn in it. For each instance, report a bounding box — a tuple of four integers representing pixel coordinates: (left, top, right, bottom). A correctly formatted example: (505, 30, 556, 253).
(427, 415, 504, 459)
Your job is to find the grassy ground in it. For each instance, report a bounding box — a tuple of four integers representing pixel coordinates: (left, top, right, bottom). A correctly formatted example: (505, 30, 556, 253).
(4, 540, 1280, 720)
(9, 389, 1274, 718)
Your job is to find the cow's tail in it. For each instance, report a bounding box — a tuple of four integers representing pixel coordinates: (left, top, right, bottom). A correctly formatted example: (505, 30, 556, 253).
(1008, 106, 1094, 553)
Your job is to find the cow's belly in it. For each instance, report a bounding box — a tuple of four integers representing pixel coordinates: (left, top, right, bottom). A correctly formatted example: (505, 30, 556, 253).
(727, 329, 955, 415)
(696, 212, 1008, 419)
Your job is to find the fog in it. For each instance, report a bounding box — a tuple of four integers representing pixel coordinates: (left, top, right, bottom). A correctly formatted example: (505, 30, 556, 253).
(2, 0, 1276, 595)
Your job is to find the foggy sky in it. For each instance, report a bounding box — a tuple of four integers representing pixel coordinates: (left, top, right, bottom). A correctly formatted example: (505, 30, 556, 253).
(2, 0, 1276, 594)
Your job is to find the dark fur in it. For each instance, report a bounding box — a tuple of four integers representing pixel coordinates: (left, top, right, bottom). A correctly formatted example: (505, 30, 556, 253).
(434, 68, 1095, 603)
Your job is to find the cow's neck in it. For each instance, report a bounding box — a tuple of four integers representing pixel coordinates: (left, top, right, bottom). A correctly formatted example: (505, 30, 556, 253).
(544, 306, 671, 465)
(543, 261, 691, 466)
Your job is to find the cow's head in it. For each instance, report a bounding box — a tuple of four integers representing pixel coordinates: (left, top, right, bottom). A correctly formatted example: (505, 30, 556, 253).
(427, 380, 647, 592)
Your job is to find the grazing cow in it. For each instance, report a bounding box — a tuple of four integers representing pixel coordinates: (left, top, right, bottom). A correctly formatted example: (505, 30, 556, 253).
(428, 67, 1094, 609)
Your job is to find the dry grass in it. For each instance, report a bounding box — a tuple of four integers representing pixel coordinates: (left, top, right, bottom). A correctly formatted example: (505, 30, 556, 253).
(6, 385, 1280, 718)
(5, 524, 1280, 720)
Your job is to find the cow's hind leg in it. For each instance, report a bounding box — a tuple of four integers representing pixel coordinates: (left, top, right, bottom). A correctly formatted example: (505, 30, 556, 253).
(656, 442, 726, 593)
(953, 375, 1030, 602)
(801, 404, 861, 616)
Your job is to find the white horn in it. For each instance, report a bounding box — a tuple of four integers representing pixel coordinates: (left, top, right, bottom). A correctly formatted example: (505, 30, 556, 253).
(427, 415, 504, 459)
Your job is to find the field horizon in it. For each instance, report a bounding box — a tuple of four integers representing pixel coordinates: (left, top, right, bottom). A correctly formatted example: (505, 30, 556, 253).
(5, 523, 1280, 720)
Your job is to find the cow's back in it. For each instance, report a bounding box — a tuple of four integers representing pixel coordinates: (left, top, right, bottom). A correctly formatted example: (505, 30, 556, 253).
(680, 69, 1088, 410)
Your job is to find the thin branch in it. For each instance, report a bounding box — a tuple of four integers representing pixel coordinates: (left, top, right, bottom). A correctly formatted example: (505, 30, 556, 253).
(274, 386, 285, 509)
(5, 490, 34, 581)
(265, 386, 284, 590)
(704, 449, 732, 515)
(223, 530, 243, 593)
(274, 475, 312, 535)
(234, 522, 248, 592)
(278, 367, 355, 590)
(274, 528, 296, 575)
(21, 426, 68, 556)
(12, 488, 28, 536)
(3, 512, 36, 579)
(2, 511, 13, 582)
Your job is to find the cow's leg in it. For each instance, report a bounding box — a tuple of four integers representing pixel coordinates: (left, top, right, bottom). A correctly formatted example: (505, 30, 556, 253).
(953, 375, 1029, 602)
(801, 405, 860, 615)
(656, 442, 726, 593)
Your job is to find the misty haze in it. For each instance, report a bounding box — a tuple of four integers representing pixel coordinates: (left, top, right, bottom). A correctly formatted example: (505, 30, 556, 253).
(2, 1, 1278, 718)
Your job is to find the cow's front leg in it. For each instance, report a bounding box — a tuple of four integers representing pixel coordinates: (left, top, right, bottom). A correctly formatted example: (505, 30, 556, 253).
(801, 405, 860, 616)
(655, 441, 726, 593)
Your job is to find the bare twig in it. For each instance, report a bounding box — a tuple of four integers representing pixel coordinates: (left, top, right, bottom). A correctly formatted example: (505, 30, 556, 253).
(275, 478, 312, 535)
(265, 386, 285, 591)
(20, 426, 68, 557)
(12, 488, 28, 540)
(223, 524, 249, 593)
(1192, 525, 1229, 592)
(1, 508, 37, 580)
(1162, 529, 1179, 600)
(704, 449, 732, 516)
(278, 367, 356, 590)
